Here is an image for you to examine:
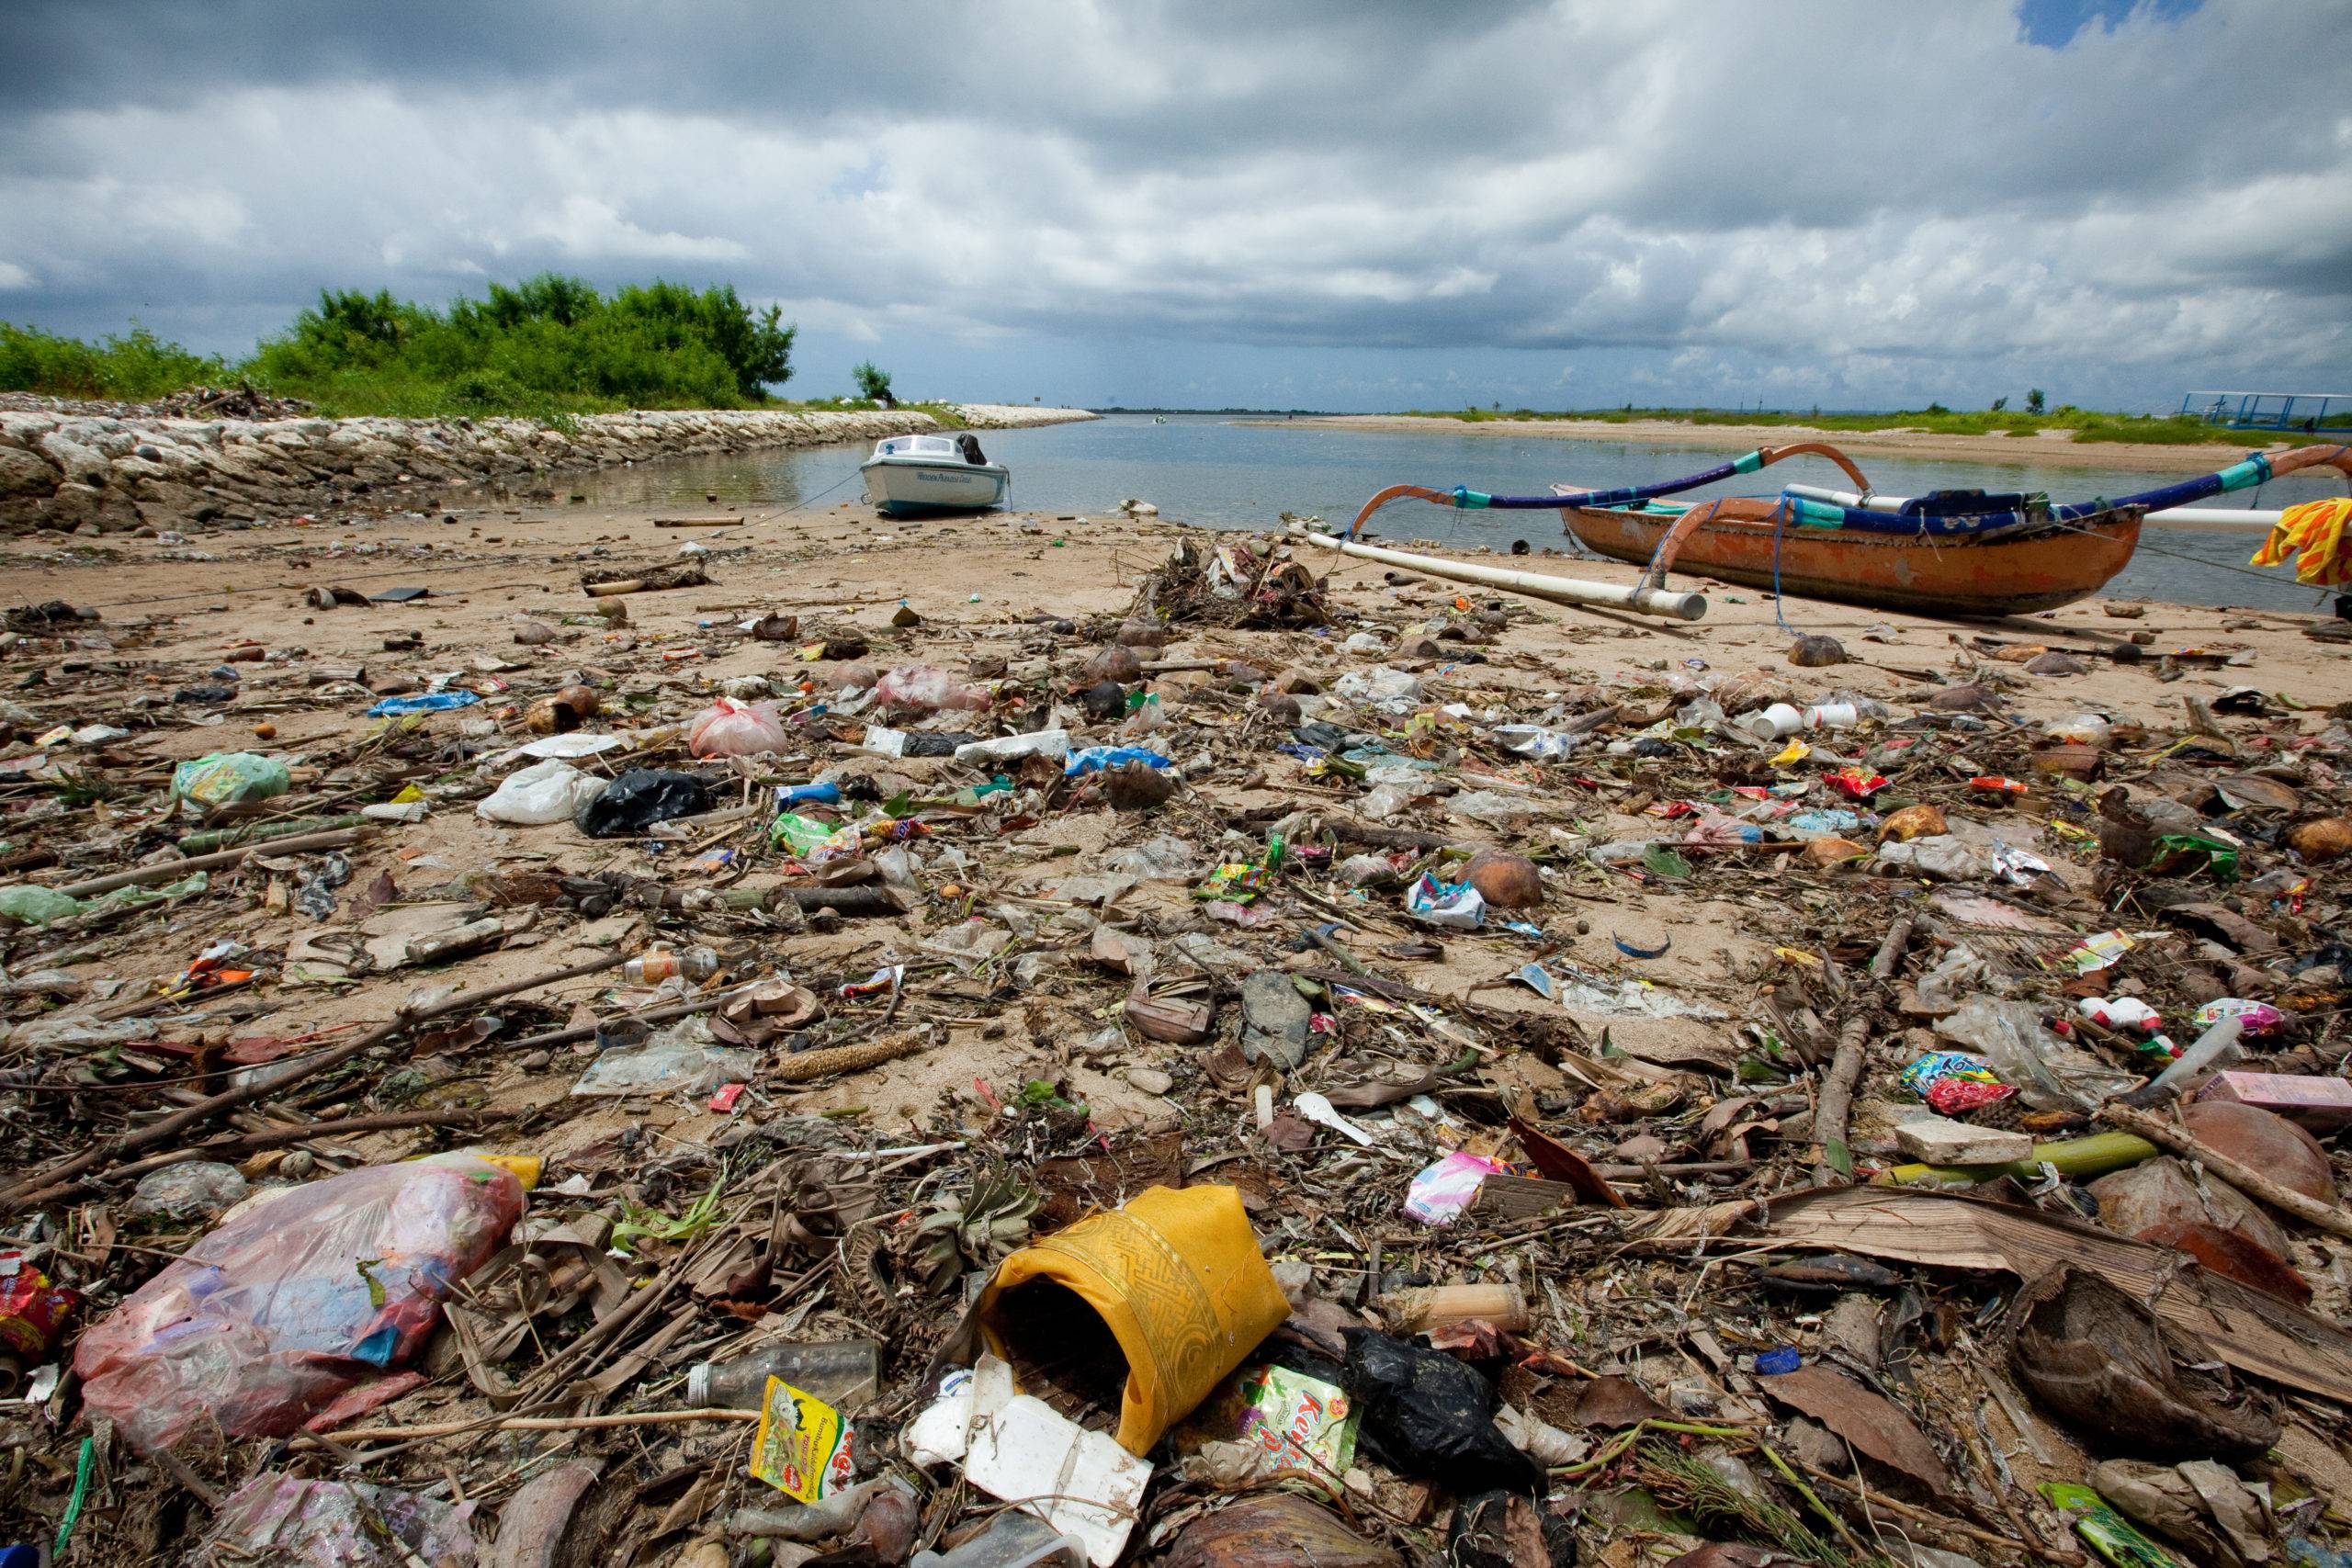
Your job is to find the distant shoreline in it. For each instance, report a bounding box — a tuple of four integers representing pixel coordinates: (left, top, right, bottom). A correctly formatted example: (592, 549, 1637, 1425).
(1243, 412, 2293, 475)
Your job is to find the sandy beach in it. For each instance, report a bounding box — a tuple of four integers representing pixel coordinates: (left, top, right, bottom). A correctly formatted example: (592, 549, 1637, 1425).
(1269, 412, 2289, 474)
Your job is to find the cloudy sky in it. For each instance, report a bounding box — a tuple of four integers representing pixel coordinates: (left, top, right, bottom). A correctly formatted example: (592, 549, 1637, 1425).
(6, 0, 2347, 412)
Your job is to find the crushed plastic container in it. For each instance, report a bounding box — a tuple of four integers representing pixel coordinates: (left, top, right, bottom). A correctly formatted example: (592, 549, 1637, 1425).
(955, 728, 1070, 766)
(74, 1152, 526, 1452)
(688, 1339, 882, 1412)
(976, 1184, 1288, 1458)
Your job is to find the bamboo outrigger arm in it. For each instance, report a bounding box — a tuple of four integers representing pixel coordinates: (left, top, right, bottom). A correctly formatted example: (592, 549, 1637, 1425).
(1287, 526, 1705, 621)
(1342, 440, 1877, 539)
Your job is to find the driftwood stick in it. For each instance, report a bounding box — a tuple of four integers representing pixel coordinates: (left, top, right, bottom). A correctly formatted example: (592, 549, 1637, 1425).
(51, 828, 368, 899)
(306, 1407, 759, 1445)
(1811, 1015, 1872, 1186)
(2099, 1101, 2352, 1243)
(0, 953, 623, 1213)
(1870, 915, 1915, 982)
(100, 1108, 521, 1185)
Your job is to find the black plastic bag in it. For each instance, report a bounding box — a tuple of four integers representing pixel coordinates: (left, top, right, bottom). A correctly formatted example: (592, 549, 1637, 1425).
(1341, 1328, 1538, 1494)
(1448, 1491, 1578, 1568)
(574, 769, 712, 839)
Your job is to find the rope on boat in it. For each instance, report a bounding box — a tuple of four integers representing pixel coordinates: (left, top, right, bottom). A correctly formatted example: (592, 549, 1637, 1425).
(1769, 497, 1799, 637)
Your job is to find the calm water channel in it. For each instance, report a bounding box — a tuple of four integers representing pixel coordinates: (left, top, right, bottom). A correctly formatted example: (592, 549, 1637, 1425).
(572, 413, 2351, 613)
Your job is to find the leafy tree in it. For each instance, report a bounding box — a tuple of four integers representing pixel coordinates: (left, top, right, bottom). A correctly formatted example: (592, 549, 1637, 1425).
(1990, 395, 2008, 412)
(852, 361, 895, 405)
(2027, 388, 2045, 414)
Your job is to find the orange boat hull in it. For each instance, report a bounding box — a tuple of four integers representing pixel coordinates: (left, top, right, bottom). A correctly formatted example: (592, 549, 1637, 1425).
(1562, 503, 2143, 616)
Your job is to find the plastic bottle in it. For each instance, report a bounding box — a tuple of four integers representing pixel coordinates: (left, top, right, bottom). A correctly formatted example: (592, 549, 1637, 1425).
(2133, 1013, 2247, 1106)
(1803, 702, 1859, 730)
(2044, 713, 2115, 748)
(685, 1339, 882, 1412)
(953, 729, 1070, 766)
(774, 782, 842, 808)
(909, 1511, 1084, 1568)
(621, 947, 720, 986)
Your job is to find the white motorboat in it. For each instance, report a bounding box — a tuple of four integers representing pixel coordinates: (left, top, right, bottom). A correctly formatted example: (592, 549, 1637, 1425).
(859, 432, 1010, 516)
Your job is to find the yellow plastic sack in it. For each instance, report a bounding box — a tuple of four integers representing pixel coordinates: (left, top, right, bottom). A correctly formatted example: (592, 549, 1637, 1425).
(978, 1184, 1289, 1456)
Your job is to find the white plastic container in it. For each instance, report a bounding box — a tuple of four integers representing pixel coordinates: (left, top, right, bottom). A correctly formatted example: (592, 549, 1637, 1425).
(1743, 703, 1803, 740)
(1803, 702, 1859, 730)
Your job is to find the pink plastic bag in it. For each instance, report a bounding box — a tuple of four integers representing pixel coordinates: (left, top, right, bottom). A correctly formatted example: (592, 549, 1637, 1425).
(873, 664, 989, 714)
(74, 1153, 525, 1452)
(687, 696, 790, 758)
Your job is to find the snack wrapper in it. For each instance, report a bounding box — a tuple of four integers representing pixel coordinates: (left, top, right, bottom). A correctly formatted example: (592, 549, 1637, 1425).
(751, 1377, 854, 1503)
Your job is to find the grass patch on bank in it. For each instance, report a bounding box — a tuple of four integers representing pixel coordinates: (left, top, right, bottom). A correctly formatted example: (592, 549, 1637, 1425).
(2, 274, 817, 421)
(1399, 404, 2263, 447)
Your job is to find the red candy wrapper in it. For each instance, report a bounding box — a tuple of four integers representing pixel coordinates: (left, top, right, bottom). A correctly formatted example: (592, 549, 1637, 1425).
(1927, 1077, 2018, 1116)
(0, 1249, 79, 1359)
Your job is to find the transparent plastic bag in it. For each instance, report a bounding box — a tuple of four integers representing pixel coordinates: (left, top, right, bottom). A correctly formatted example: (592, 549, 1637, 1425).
(1933, 997, 2138, 1111)
(74, 1152, 526, 1452)
(196, 1473, 477, 1568)
(477, 759, 608, 825)
(874, 664, 989, 714)
(688, 696, 790, 758)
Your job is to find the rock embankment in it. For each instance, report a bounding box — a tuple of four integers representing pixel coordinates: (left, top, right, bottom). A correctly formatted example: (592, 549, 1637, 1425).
(0, 401, 1095, 534)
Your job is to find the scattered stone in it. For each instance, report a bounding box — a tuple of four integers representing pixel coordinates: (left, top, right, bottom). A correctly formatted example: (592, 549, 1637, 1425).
(1894, 1117, 2033, 1166)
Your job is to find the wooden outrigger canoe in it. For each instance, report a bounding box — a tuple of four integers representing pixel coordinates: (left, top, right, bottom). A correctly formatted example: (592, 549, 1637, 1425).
(1342, 441, 2352, 619)
(1558, 493, 2143, 615)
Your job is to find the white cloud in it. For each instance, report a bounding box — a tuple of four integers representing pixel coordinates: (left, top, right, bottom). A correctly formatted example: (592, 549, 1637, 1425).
(2, 0, 2345, 406)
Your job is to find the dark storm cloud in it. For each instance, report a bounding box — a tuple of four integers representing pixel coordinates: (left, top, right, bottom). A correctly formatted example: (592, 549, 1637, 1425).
(4, 0, 2346, 401)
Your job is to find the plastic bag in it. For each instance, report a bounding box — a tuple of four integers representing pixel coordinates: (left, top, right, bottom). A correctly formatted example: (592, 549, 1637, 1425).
(1330, 667, 1423, 714)
(772, 811, 862, 866)
(1404, 1151, 1510, 1225)
(125, 1160, 248, 1221)
(195, 1473, 476, 1568)
(0, 884, 85, 926)
(1340, 1328, 1539, 1495)
(688, 696, 789, 758)
(172, 751, 290, 809)
(1066, 745, 1172, 777)
(1934, 998, 2138, 1111)
(366, 690, 481, 717)
(1405, 873, 1485, 930)
(74, 1152, 526, 1452)
(874, 664, 989, 713)
(575, 769, 711, 838)
(478, 759, 609, 825)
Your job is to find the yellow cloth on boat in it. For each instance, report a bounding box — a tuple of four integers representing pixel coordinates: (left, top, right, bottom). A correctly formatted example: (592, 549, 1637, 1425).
(2250, 497, 2352, 587)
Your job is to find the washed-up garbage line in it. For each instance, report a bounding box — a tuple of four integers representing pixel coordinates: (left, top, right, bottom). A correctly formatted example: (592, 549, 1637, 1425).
(4, 527, 2347, 1563)
(0, 951, 626, 1212)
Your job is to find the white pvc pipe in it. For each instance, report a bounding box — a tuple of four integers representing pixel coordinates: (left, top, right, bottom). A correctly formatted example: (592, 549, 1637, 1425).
(1290, 528, 1706, 621)
(1779, 482, 2282, 527)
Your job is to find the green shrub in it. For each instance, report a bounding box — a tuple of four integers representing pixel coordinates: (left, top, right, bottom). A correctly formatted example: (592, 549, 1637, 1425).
(0, 321, 226, 400)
